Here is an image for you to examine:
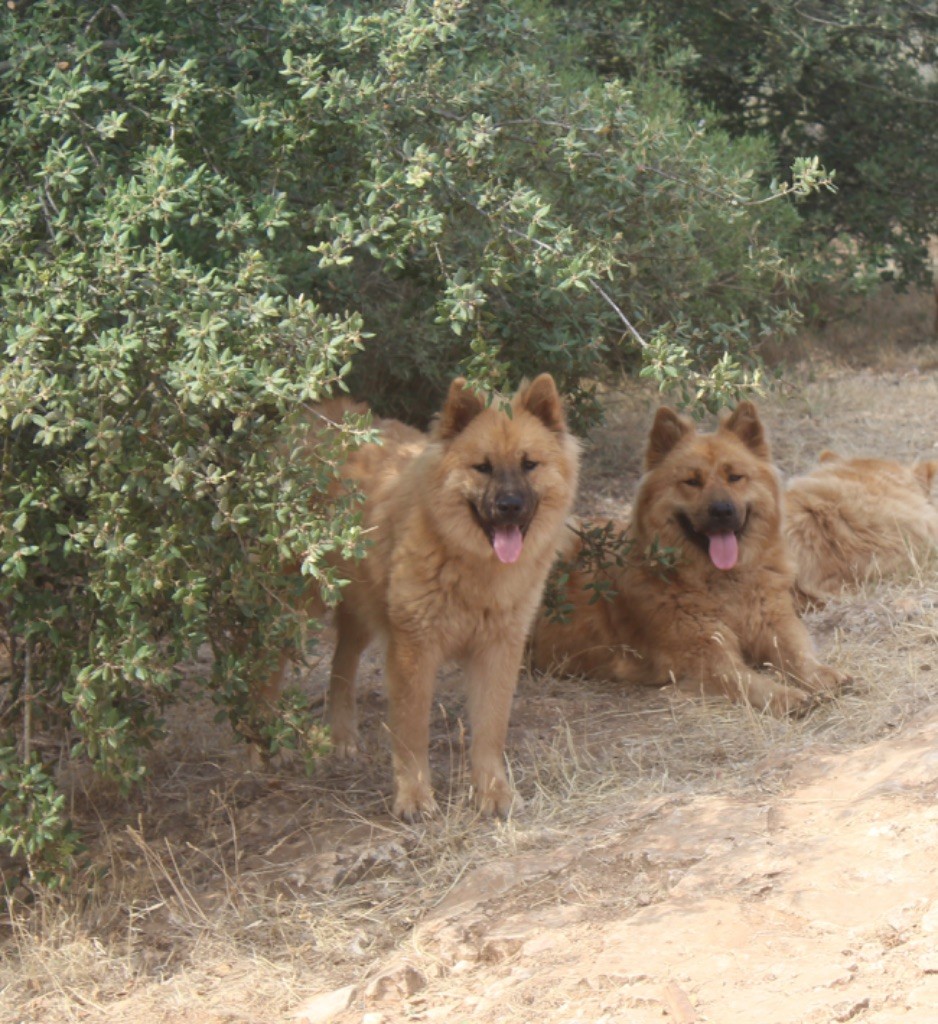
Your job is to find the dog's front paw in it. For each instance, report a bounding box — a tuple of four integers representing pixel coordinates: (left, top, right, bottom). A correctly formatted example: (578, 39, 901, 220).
(393, 777, 438, 822)
(328, 718, 359, 759)
(471, 766, 522, 819)
(770, 684, 816, 717)
(740, 674, 813, 716)
(330, 733, 359, 760)
(804, 663, 851, 695)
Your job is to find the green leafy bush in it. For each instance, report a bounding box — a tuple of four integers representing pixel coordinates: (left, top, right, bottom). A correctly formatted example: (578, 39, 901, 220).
(0, 0, 372, 884)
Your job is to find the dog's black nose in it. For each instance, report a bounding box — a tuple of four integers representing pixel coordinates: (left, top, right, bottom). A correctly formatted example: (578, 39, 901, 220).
(708, 500, 736, 524)
(495, 492, 526, 517)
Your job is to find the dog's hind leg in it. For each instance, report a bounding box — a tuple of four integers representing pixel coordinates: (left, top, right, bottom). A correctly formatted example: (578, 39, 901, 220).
(252, 649, 292, 711)
(326, 603, 372, 758)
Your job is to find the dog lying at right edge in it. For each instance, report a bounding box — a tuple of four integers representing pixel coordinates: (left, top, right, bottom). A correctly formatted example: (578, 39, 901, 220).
(784, 451, 938, 605)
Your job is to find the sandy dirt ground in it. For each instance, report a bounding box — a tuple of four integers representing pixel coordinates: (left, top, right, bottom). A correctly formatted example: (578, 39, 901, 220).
(2, 291, 938, 1024)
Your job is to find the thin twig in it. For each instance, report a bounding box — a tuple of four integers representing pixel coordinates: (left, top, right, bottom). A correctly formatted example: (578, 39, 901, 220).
(589, 279, 649, 349)
(22, 641, 32, 763)
(460, 192, 651, 349)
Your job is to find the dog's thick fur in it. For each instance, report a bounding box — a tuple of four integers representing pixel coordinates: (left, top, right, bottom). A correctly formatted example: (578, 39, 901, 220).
(785, 451, 938, 604)
(281, 375, 580, 819)
(531, 402, 847, 713)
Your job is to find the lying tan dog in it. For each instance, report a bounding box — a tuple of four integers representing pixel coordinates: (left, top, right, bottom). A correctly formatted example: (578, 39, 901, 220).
(531, 402, 848, 713)
(785, 452, 938, 604)
(271, 375, 580, 819)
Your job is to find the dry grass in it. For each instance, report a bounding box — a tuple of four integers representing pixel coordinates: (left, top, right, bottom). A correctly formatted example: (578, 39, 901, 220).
(2, 285, 938, 1024)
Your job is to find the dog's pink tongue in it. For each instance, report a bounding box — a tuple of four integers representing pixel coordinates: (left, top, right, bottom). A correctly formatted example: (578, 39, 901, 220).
(708, 532, 738, 571)
(492, 525, 524, 564)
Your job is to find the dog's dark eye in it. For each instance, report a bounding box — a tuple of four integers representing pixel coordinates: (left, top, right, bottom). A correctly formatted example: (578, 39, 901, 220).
(473, 461, 493, 475)
(727, 473, 744, 483)
(522, 458, 539, 472)
(683, 478, 703, 488)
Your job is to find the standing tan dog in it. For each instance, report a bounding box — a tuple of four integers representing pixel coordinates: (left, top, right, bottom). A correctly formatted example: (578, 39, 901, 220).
(298, 375, 580, 819)
(532, 402, 847, 713)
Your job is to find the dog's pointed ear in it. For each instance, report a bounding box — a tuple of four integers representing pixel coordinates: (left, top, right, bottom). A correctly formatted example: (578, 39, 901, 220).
(645, 407, 694, 468)
(913, 459, 938, 495)
(722, 401, 770, 459)
(515, 373, 566, 433)
(436, 377, 485, 440)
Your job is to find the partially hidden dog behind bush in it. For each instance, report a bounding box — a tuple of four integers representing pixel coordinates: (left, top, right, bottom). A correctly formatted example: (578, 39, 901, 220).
(266, 375, 580, 819)
(531, 401, 848, 713)
(785, 451, 938, 605)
